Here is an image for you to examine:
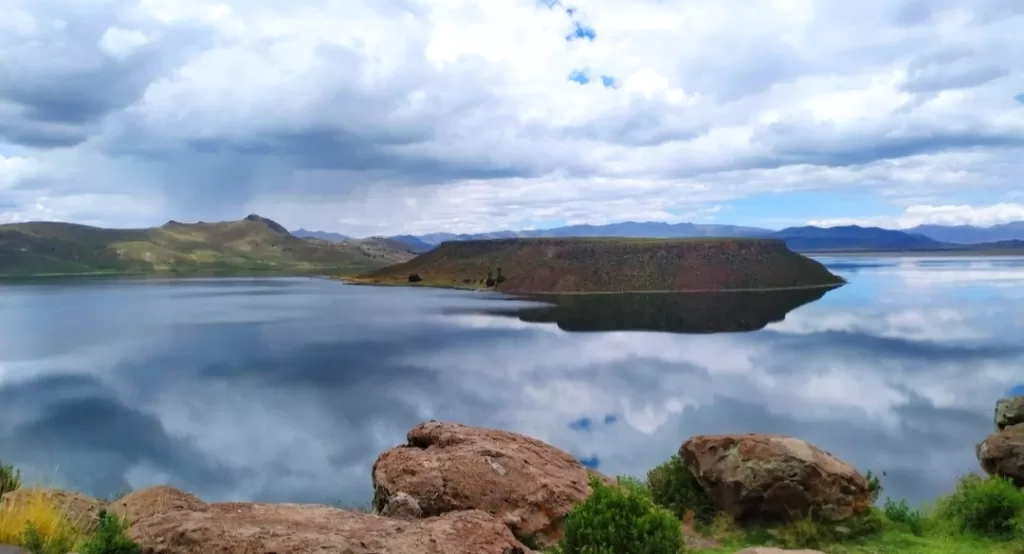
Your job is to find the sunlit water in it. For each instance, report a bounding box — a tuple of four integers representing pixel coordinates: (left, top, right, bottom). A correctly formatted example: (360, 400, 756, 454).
(1, 256, 1022, 507)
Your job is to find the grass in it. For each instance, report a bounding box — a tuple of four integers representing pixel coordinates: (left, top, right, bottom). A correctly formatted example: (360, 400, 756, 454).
(542, 455, 1024, 554)
(0, 463, 141, 554)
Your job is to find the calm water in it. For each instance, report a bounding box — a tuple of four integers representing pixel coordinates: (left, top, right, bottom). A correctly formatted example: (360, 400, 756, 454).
(1, 256, 1023, 508)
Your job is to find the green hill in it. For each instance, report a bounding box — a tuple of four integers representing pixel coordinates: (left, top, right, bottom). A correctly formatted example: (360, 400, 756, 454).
(352, 237, 845, 293)
(0, 215, 415, 277)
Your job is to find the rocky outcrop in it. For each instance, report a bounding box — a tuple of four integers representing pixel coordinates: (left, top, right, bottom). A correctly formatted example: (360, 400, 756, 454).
(995, 396, 1024, 431)
(108, 485, 205, 524)
(681, 433, 871, 523)
(0, 488, 105, 532)
(977, 424, 1024, 486)
(127, 500, 535, 554)
(372, 421, 608, 547)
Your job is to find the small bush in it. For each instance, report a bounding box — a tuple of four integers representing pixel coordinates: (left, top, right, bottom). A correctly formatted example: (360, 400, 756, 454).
(937, 474, 1024, 537)
(0, 490, 83, 554)
(485, 278, 496, 287)
(79, 510, 142, 554)
(883, 497, 925, 536)
(560, 475, 684, 554)
(646, 455, 717, 523)
(864, 470, 883, 503)
(407, 273, 422, 283)
(0, 462, 20, 499)
(776, 515, 830, 550)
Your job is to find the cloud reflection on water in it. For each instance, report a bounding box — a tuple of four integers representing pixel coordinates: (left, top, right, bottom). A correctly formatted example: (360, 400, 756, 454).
(0, 259, 1021, 508)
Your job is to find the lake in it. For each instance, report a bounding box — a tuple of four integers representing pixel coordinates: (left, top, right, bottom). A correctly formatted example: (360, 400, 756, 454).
(1, 256, 1022, 508)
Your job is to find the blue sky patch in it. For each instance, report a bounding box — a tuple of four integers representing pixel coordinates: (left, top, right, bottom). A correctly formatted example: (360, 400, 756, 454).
(1009, 384, 1024, 396)
(567, 22, 596, 41)
(1015, 93, 1024, 104)
(578, 455, 600, 468)
(568, 69, 589, 84)
(603, 413, 618, 424)
(600, 75, 617, 88)
(569, 416, 593, 431)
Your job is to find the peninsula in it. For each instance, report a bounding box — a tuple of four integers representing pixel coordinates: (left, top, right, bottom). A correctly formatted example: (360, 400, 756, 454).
(349, 237, 845, 293)
(0, 215, 414, 277)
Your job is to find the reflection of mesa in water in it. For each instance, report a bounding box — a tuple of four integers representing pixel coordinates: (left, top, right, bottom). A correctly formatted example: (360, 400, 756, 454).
(474, 287, 837, 334)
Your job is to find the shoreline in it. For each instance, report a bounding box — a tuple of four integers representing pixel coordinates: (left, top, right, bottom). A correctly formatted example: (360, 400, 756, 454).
(803, 250, 1024, 257)
(337, 276, 847, 295)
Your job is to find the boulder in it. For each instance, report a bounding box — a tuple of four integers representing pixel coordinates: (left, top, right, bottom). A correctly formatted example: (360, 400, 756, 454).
(108, 485, 205, 524)
(128, 502, 536, 554)
(0, 545, 30, 554)
(977, 424, 1024, 485)
(0, 488, 105, 532)
(995, 396, 1024, 431)
(372, 421, 610, 547)
(681, 433, 871, 523)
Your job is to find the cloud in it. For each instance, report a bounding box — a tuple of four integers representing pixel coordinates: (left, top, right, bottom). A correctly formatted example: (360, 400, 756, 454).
(1, 0, 1023, 234)
(809, 202, 1024, 228)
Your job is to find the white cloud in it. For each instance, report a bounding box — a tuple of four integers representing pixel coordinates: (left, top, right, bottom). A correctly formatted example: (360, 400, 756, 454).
(99, 27, 151, 59)
(1, 0, 1023, 232)
(809, 202, 1024, 228)
(0, 155, 40, 190)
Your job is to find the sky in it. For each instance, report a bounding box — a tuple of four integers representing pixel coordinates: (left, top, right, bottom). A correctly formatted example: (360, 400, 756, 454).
(1, 0, 1023, 236)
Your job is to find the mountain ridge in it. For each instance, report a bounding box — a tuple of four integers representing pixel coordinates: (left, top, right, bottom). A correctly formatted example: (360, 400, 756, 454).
(313, 220, 1024, 253)
(0, 215, 414, 277)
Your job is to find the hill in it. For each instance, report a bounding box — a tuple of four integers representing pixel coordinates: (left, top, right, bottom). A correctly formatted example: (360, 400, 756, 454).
(352, 237, 845, 293)
(371, 221, 1024, 253)
(292, 228, 350, 241)
(908, 221, 1024, 243)
(0, 215, 414, 277)
(769, 225, 947, 251)
(382, 221, 771, 250)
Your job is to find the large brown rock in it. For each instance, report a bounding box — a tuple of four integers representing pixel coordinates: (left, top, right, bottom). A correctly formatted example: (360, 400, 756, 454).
(995, 396, 1024, 430)
(372, 421, 607, 547)
(128, 501, 536, 554)
(681, 434, 871, 523)
(0, 488, 105, 532)
(977, 424, 1024, 485)
(108, 485, 205, 524)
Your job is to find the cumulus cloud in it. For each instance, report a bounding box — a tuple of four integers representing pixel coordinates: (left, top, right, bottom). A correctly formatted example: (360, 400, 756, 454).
(810, 202, 1024, 228)
(1, 0, 1023, 234)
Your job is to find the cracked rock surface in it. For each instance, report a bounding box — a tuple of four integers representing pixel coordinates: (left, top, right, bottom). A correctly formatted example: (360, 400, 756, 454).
(372, 421, 611, 548)
(681, 433, 871, 524)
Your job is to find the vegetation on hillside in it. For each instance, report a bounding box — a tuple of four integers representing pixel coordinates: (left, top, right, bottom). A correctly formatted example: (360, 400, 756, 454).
(0, 215, 414, 277)
(537, 455, 1024, 554)
(352, 237, 845, 293)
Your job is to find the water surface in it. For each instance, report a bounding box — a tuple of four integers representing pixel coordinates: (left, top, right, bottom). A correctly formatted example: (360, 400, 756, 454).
(1, 257, 1022, 508)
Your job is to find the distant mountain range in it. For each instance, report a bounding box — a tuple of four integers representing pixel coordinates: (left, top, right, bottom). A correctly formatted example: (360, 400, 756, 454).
(293, 220, 1024, 253)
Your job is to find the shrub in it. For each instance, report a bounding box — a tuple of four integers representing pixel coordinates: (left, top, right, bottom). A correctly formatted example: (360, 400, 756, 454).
(883, 497, 925, 536)
(776, 515, 830, 550)
(485, 278, 496, 287)
(407, 273, 422, 283)
(560, 475, 684, 554)
(937, 474, 1024, 537)
(864, 470, 883, 503)
(0, 490, 83, 554)
(79, 510, 142, 554)
(646, 455, 717, 523)
(0, 462, 20, 499)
